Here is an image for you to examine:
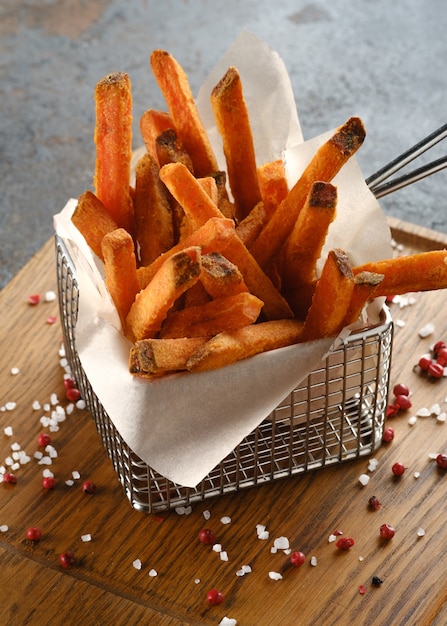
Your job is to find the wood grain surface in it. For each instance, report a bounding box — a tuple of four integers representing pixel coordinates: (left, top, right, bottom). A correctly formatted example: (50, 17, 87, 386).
(1, 226, 447, 626)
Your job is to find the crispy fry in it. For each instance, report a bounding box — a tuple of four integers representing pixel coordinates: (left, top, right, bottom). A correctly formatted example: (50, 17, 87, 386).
(155, 128, 194, 172)
(150, 50, 218, 177)
(301, 249, 355, 341)
(249, 117, 366, 270)
(139, 109, 174, 163)
(130, 337, 208, 377)
(343, 271, 384, 327)
(72, 190, 118, 261)
(161, 292, 263, 339)
(134, 152, 174, 266)
(200, 252, 248, 299)
(94, 72, 134, 233)
(352, 250, 447, 297)
(257, 159, 289, 219)
(187, 319, 305, 372)
(210, 66, 261, 221)
(159, 162, 223, 228)
(137, 217, 235, 289)
(236, 201, 269, 248)
(126, 246, 202, 341)
(101, 228, 140, 331)
(198, 176, 219, 205)
(281, 181, 337, 290)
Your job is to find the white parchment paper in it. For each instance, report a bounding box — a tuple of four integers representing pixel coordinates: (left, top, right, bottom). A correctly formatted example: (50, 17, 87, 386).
(53, 31, 392, 488)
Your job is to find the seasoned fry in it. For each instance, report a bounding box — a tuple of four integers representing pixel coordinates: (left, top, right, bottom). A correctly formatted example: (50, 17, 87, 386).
(281, 181, 337, 290)
(352, 250, 447, 297)
(150, 50, 218, 177)
(161, 292, 264, 339)
(126, 246, 202, 341)
(210, 66, 261, 221)
(130, 337, 208, 377)
(187, 319, 305, 372)
(137, 217, 235, 289)
(236, 201, 269, 248)
(198, 176, 219, 205)
(301, 249, 355, 341)
(159, 162, 223, 228)
(257, 159, 289, 219)
(139, 109, 174, 163)
(134, 152, 174, 266)
(72, 190, 118, 261)
(200, 252, 248, 299)
(250, 117, 366, 270)
(94, 72, 134, 233)
(156, 128, 194, 172)
(342, 271, 384, 327)
(101, 229, 140, 331)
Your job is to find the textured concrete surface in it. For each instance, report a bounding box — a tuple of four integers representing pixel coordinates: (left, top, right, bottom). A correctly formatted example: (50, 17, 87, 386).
(1, 0, 446, 288)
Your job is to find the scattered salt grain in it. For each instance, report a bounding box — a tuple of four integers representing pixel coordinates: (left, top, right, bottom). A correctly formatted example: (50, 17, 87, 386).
(395, 319, 406, 328)
(416, 408, 431, 417)
(430, 404, 441, 416)
(203, 509, 211, 520)
(43, 403, 50, 412)
(213, 544, 222, 553)
(359, 556, 364, 562)
(220, 516, 231, 525)
(419, 323, 435, 338)
(81, 534, 92, 542)
(437, 413, 446, 423)
(44, 290, 56, 302)
(148, 569, 158, 577)
(45, 445, 58, 459)
(32, 401, 41, 411)
(66, 403, 75, 415)
(65, 480, 75, 486)
(328, 534, 337, 543)
(272, 536, 289, 552)
(268, 571, 283, 581)
(0, 525, 8, 533)
(220, 551, 229, 561)
(310, 556, 318, 566)
(38, 456, 52, 466)
(236, 565, 252, 577)
(76, 399, 86, 410)
(219, 618, 237, 626)
(4, 457, 13, 466)
(256, 524, 269, 540)
(194, 578, 201, 584)
(72, 471, 81, 480)
(42, 469, 54, 478)
(368, 458, 379, 471)
(34, 451, 43, 460)
(5, 402, 16, 411)
(3, 427, 13, 437)
(358, 474, 370, 486)
(175, 506, 192, 515)
(10, 462, 20, 471)
(414, 472, 420, 479)
(133, 559, 143, 570)
(417, 528, 425, 538)
(10, 367, 19, 375)
(408, 416, 417, 426)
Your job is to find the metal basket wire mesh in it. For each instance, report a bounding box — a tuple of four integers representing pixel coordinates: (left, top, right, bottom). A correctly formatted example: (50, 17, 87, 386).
(55, 235, 393, 513)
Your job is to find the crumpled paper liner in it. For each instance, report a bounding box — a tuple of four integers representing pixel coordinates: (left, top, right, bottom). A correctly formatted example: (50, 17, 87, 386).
(53, 31, 392, 488)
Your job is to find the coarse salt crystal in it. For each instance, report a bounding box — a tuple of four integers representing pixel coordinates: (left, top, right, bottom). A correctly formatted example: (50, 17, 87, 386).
(236, 565, 252, 577)
(3, 427, 13, 437)
(417, 528, 426, 537)
(76, 399, 86, 410)
(81, 534, 92, 542)
(175, 506, 192, 515)
(395, 319, 406, 328)
(310, 556, 318, 566)
(428, 453, 439, 460)
(43, 403, 50, 412)
(416, 408, 431, 417)
(5, 402, 16, 411)
(268, 571, 283, 581)
(408, 416, 417, 426)
(220, 516, 231, 525)
(203, 509, 211, 520)
(32, 400, 41, 410)
(219, 618, 237, 626)
(44, 290, 56, 302)
(368, 458, 379, 471)
(0, 525, 8, 533)
(45, 445, 58, 458)
(65, 480, 75, 486)
(10, 442, 21, 451)
(42, 469, 54, 478)
(358, 474, 370, 486)
(34, 451, 43, 460)
(11, 462, 20, 471)
(256, 524, 269, 540)
(38, 456, 52, 466)
(414, 472, 420, 479)
(430, 404, 441, 416)
(359, 556, 364, 562)
(220, 551, 229, 561)
(328, 534, 337, 543)
(133, 559, 142, 570)
(213, 543, 222, 553)
(437, 413, 446, 423)
(194, 578, 201, 584)
(5, 457, 13, 466)
(72, 471, 81, 479)
(419, 323, 435, 338)
(10, 367, 19, 375)
(273, 536, 289, 551)
(148, 569, 158, 577)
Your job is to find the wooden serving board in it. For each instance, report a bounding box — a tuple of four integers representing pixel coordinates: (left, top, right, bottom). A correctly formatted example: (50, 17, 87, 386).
(1, 221, 447, 626)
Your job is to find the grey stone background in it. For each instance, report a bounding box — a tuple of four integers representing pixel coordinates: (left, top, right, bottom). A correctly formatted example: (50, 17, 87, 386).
(1, 0, 446, 288)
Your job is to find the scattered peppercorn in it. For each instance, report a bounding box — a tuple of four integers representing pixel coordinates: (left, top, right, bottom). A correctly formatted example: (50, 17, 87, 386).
(372, 576, 383, 587)
(368, 495, 381, 510)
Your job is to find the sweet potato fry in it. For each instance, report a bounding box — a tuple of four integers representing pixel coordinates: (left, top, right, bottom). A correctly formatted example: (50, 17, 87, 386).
(257, 159, 289, 219)
(134, 152, 174, 266)
(281, 181, 337, 290)
(94, 72, 134, 234)
(156, 128, 194, 172)
(200, 252, 248, 299)
(210, 66, 261, 221)
(126, 246, 202, 341)
(101, 228, 140, 331)
(150, 50, 218, 177)
(352, 250, 447, 297)
(130, 337, 208, 377)
(159, 162, 223, 228)
(137, 217, 235, 289)
(186, 319, 305, 372)
(198, 176, 219, 205)
(250, 117, 366, 270)
(342, 271, 384, 327)
(236, 201, 269, 248)
(301, 249, 355, 341)
(160, 292, 263, 339)
(72, 190, 118, 261)
(139, 109, 174, 163)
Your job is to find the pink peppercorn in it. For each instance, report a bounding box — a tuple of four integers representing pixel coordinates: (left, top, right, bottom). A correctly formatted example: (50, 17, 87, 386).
(380, 524, 395, 540)
(335, 537, 354, 550)
(290, 551, 306, 566)
(206, 589, 224, 605)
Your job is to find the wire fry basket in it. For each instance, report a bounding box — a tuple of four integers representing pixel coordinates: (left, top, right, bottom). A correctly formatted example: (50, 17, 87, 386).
(56, 235, 393, 513)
